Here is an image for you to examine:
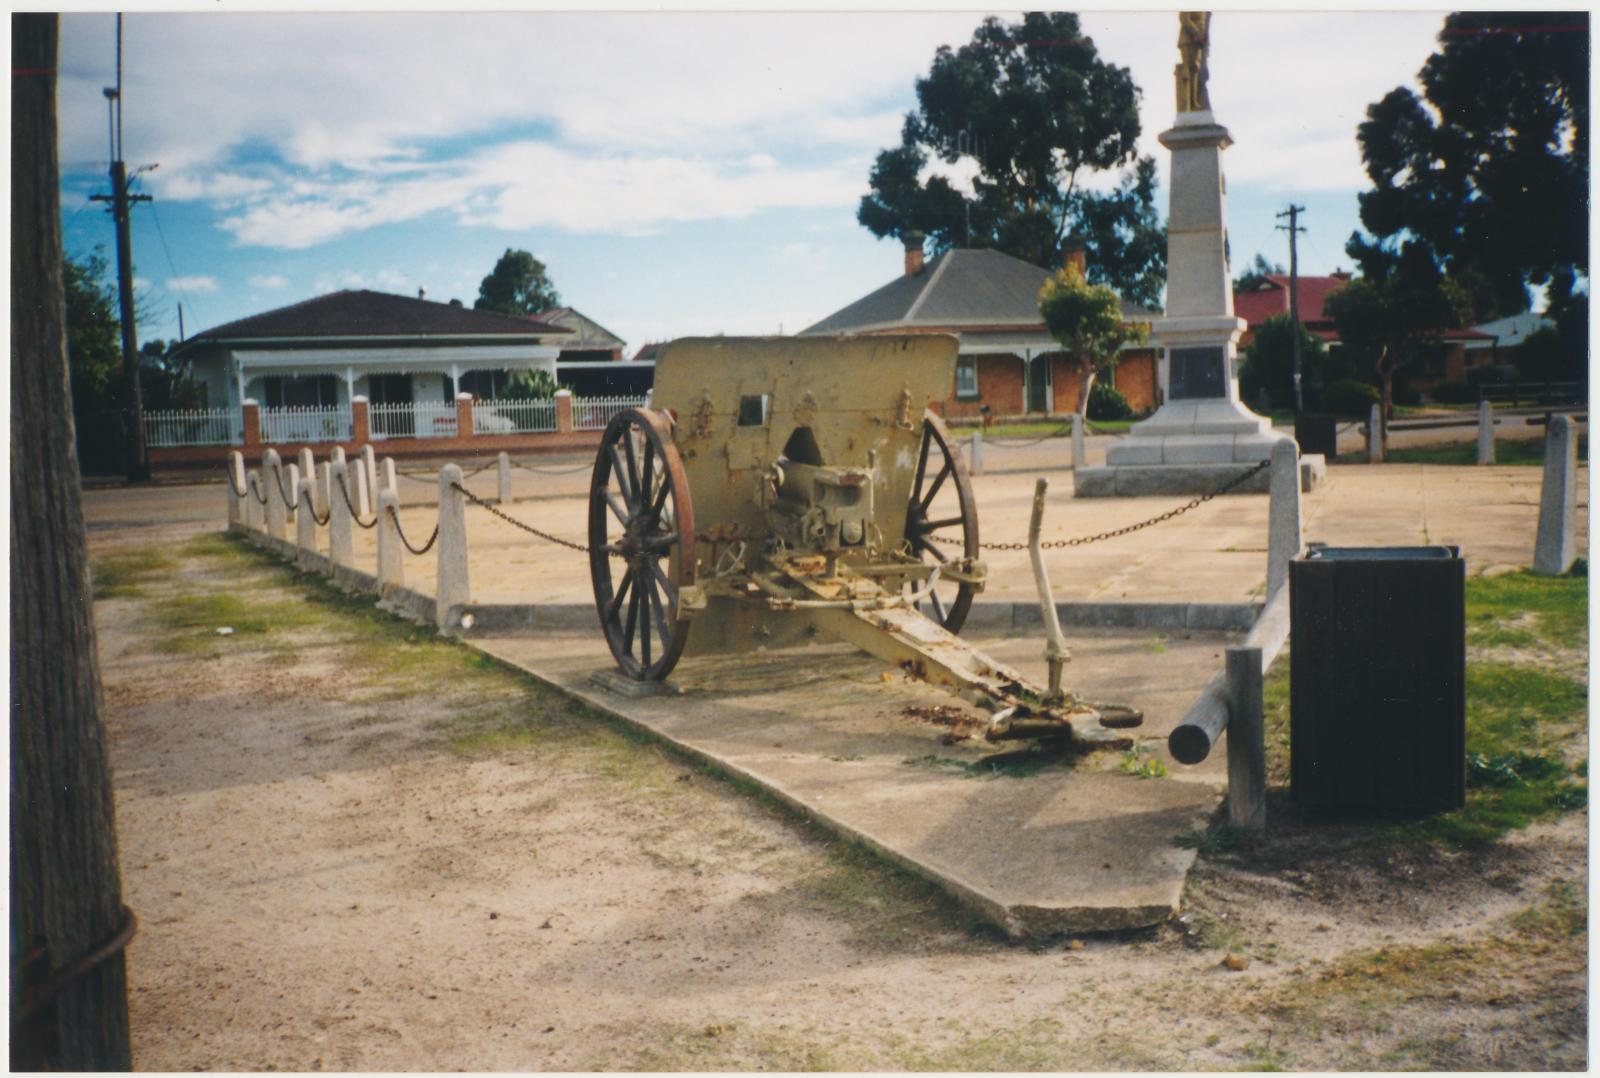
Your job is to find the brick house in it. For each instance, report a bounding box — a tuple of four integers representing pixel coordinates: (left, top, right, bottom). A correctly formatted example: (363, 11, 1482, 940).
(1234, 274, 1492, 395)
(799, 240, 1161, 420)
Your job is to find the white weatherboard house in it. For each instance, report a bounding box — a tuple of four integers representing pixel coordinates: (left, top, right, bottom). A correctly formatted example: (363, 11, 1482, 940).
(172, 289, 571, 412)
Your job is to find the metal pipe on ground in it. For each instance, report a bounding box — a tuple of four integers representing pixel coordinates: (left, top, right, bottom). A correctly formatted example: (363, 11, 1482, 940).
(1168, 585, 1290, 765)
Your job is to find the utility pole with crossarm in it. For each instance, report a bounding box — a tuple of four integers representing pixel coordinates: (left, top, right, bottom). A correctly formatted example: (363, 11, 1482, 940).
(1275, 203, 1306, 414)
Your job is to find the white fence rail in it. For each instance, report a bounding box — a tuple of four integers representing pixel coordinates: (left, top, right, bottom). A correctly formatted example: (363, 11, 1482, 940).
(259, 405, 353, 444)
(474, 398, 558, 435)
(574, 395, 648, 431)
(370, 401, 458, 440)
(144, 408, 242, 447)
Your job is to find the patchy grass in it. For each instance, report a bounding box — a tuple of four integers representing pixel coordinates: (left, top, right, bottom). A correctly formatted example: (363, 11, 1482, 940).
(1118, 742, 1169, 778)
(91, 547, 176, 599)
(954, 417, 1140, 439)
(1382, 435, 1587, 466)
(1465, 569, 1587, 649)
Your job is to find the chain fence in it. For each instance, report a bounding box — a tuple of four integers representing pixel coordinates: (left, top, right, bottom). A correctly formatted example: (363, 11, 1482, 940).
(335, 472, 380, 530)
(931, 458, 1271, 551)
(451, 481, 606, 556)
(386, 506, 439, 556)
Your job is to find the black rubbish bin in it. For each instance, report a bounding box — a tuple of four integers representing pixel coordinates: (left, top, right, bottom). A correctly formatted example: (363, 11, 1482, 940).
(1294, 411, 1337, 462)
(1289, 545, 1465, 815)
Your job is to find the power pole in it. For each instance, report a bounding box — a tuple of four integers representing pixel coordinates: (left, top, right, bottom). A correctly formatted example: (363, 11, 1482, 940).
(88, 14, 152, 483)
(1276, 204, 1306, 414)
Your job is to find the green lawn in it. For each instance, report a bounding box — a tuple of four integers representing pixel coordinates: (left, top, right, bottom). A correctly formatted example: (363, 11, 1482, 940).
(1380, 436, 1586, 466)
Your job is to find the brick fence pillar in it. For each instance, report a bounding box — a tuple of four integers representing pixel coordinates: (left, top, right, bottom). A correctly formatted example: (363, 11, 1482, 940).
(555, 388, 574, 434)
(242, 398, 262, 450)
(456, 392, 475, 439)
(352, 394, 371, 444)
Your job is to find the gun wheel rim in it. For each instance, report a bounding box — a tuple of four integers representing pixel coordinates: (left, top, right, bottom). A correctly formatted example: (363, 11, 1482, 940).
(904, 412, 979, 633)
(589, 407, 696, 681)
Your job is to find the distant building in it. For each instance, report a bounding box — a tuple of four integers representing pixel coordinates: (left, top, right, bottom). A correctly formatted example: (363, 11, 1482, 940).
(532, 306, 654, 397)
(801, 239, 1161, 418)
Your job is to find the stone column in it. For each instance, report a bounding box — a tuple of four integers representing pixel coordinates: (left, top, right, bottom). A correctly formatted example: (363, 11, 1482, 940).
(351, 394, 371, 444)
(1477, 400, 1495, 465)
(497, 451, 512, 504)
(295, 476, 318, 569)
(1265, 438, 1301, 599)
(245, 469, 264, 534)
(297, 447, 316, 514)
(382, 456, 397, 493)
(359, 444, 378, 514)
(1367, 404, 1384, 464)
(242, 398, 262, 451)
(1533, 415, 1577, 575)
(455, 392, 475, 440)
(1071, 412, 1086, 470)
(329, 459, 354, 573)
(226, 450, 244, 528)
(554, 388, 574, 434)
(376, 488, 404, 595)
(263, 448, 288, 540)
(436, 463, 470, 632)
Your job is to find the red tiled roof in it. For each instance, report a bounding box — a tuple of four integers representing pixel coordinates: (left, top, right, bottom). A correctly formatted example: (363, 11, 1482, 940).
(1234, 274, 1350, 327)
(189, 289, 572, 343)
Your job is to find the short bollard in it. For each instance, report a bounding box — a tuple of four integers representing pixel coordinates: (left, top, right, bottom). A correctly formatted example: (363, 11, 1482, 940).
(264, 449, 288, 541)
(497, 451, 512, 504)
(328, 447, 346, 514)
(1265, 439, 1302, 599)
(329, 459, 354, 574)
(355, 453, 373, 517)
(298, 446, 317, 514)
(969, 428, 984, 476)
(376, 488, 404, 595)
(436, 463, 470, 632)
(1071, 412, 1086, 471)
(1367, 403, 1384, 463)
(296, 476, 318, 569)
(226, 450, 245, 527)
(382, 457, 397, 494)
(245, 469, 264, 535)
(360, 445, 378, 514)
(1477, 399, 1495, 465)
(1533, 414, 1578, 575)
(1225, 646, 1266, 830)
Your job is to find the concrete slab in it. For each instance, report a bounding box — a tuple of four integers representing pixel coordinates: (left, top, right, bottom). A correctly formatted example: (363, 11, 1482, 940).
(470, 626, 1232, 939)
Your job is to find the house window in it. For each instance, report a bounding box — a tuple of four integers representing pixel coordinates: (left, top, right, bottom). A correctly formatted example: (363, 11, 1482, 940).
(261, 374, 338, 408)
(454, 369, 511, 400)
(955, 356, 979, 401)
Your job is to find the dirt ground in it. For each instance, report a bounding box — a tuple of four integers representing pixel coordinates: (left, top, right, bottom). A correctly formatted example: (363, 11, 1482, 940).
(91, 506, 1587, 1071)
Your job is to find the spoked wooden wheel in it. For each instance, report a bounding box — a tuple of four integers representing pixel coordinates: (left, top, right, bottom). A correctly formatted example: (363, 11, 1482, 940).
(904, 412, 979, 633)
(589, 408, 696, 680)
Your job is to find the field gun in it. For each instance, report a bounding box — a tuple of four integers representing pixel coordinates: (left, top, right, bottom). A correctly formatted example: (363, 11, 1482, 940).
(585, 336, 1140, 746)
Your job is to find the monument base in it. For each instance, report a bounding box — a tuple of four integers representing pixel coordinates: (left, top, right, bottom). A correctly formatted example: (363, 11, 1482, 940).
(1074, 455, 1325, 498)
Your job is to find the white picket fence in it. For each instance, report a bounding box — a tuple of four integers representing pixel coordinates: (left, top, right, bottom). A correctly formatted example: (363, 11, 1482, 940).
(574, 395, 648, 431)
(370, 401, 459, 440)
(259, 405, 353, 444)
(474, 398, 558, 434)
(144, 408, 242, 447)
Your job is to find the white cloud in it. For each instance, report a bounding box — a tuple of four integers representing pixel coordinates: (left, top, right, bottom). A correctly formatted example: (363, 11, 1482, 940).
(166, 275, 219, 293)
(248, 274, 289, 289)
(311, 268, 412, 295)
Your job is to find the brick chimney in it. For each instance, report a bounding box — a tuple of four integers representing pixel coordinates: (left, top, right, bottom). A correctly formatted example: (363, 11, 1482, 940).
(903, 230, 926, 277)
(1063, 236, 1087, 278)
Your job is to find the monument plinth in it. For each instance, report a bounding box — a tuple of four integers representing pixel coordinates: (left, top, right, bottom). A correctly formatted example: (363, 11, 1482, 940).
(1076, 14, 1322, 497)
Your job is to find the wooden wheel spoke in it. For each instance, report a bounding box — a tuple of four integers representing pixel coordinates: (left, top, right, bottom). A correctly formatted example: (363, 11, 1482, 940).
(642, 531, 678, 552)
(912, 422, 932, 499)
(917, 515, 965, 534)
(639, 576, 653, 667)
(929, 586, 948, 623)
(623, 429, 642, 508)
(608, 443, 635, 506)
(606, 569, 635, 624)
(648, 475, 671, 524)
(605, 490, 631, 526)
(919, 460, 952, 514)
(639, 437, 655, 509)
(650, 561, 677, 606)
(647, 578, 671, 651)
(623, 580, 641, 652)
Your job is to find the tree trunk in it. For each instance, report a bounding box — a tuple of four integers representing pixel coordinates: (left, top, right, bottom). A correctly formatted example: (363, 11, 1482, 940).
(1075, 356, 1096, 420)
(1375, 347, 1393, 454)
(11, 14, 134, 1069)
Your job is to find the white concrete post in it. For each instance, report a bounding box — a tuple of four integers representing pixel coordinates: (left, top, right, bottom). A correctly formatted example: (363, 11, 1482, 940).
(382, 456, 397, 493)
(286, 462, 301, 532)
(1533, 415, 1578, 575)
(969, 428, 984, 476)
(329, 459, 354, 573)
(297, 446, 316, 514)
(245, 470, 264, 535)
(1071, 412, 1086, 471)
(1265, 438, 1302, 600)
(264, 448, 288, 541)
(376, 488, 405, 595)
(354, 458, 372, 520)
(1477, 399, 1496, 465)
(1367, 403, 1384, 464)
(436, 463, 470, 632)
(295, 476, 318, 569)
(226, 451, 244, 528)
(359, 444, 377, 515)
(497, 451, 512, 504)
(328, 446, 345, 512)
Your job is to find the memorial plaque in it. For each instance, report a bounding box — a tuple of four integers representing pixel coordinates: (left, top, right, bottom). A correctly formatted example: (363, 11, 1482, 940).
(1169, 346, 1227, 400)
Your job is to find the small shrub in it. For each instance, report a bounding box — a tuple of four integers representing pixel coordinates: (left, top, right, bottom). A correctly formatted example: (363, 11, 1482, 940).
(1392, 382, 1422, 407)
(1431, 379, 1477, 404)
(1322, 378, 1381, 416)
(1087, 381, 1132, 420)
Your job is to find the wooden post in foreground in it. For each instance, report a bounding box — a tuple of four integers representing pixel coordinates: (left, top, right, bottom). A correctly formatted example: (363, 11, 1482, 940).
(10, 13, 134, 1068)
(1225, 646, 1266, 830)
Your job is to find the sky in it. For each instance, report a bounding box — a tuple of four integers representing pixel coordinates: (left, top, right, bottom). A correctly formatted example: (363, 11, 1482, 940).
(56, 8, 1454, 357)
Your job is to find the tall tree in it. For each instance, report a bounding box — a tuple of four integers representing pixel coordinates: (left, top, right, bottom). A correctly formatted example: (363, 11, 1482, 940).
(1349, 11, 1588, 319)
(62, 249, 123, 418)
(12, 13, 134, 1068)
(857, 12, 1167, 306)
(1325, 245, 1472, 445)
(474, 248, 560, 317)
(1239, 314, 1328, 411)
(1233, 253, 1284, 294)
(1038, 263, 1148, 417)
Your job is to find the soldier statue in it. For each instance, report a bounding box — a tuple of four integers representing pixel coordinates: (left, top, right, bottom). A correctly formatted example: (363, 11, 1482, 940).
(1175, 11, 1211, 113)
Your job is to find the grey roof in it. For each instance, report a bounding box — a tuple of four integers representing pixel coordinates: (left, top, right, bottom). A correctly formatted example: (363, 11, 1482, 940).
(800, 247, 1157, 336)
(1465, 310, 1556, 349)
(536, 306, 627, 350)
